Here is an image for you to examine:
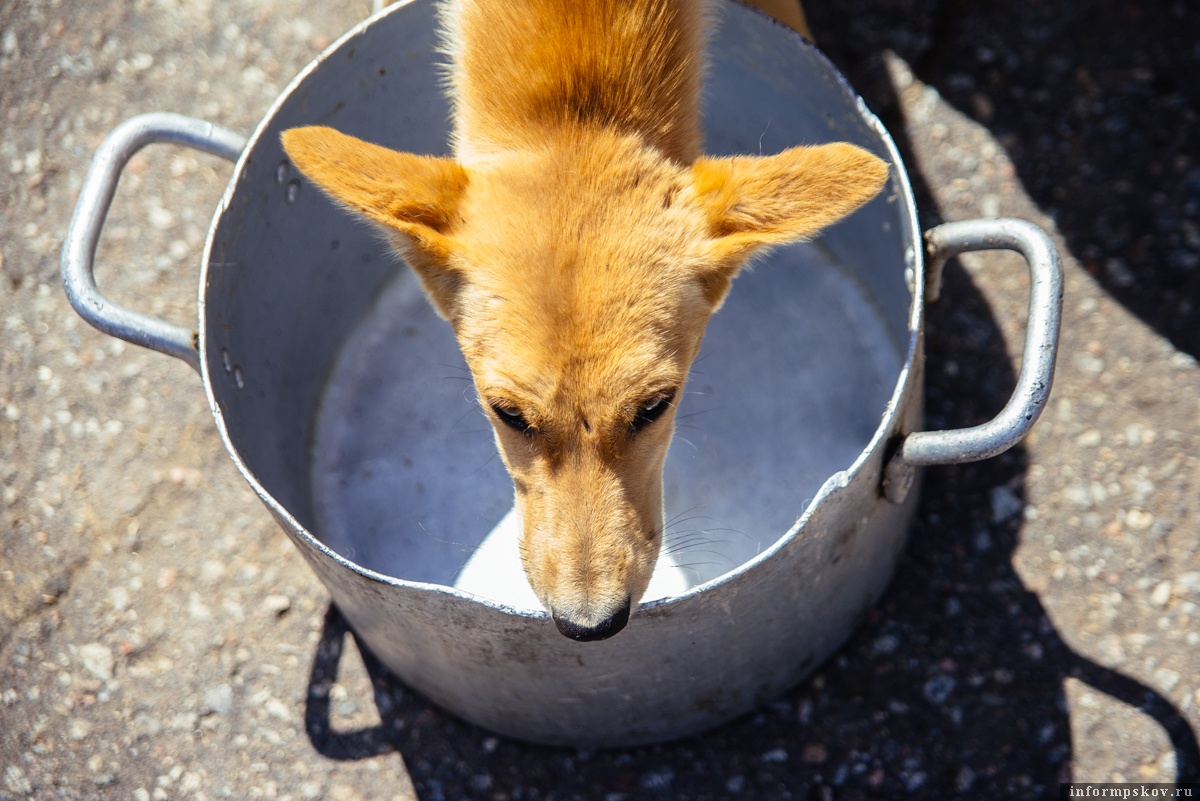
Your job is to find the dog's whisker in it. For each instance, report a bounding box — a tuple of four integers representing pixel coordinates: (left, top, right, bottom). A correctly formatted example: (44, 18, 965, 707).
(670, 549, 734, 564)
(435, 361, 472, 374)
(671, 559, 734, 574)
(663, 517, 719, 533)
(661, 506, 711, 527)
(417, 523, 485, 560)
(664, 526, 757, 560)
(673, 435, 699, 452)
(675, 407, 721, 421)
(473, 451, 500, 472)
(446, 405, 485, 434)
(663, 531, 721, 545)
(664, 525, 721, 538)
(661, 512, 723, 530)
(663, 543, 727, 558)
(662, 534, 731, 551)
(666, 504, 708, 520)
(444, 427, 496, 439)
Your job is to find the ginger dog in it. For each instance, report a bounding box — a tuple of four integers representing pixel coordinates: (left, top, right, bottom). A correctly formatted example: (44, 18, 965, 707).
(282, 0, 886, 641)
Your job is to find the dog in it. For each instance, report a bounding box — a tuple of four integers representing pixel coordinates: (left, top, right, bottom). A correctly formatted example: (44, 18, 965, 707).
(282, 0, 886, 641)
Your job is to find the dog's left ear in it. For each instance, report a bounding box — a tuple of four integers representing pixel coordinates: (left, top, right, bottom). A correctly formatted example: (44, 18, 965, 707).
(690, 142, 888, 305)
(281, 126, 469, 317)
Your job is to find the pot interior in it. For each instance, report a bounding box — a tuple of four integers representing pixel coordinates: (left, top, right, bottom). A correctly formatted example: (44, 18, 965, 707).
(203, 0, 917, 608)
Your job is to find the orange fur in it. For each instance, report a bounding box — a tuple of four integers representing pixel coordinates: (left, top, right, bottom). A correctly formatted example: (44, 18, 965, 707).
(282, 0, 886, 639)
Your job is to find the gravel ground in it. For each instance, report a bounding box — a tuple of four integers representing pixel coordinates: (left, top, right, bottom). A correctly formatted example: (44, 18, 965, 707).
(1, 1, 1197, 799)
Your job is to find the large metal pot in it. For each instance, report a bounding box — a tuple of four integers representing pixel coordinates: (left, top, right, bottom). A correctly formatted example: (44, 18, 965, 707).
(61, 0, 1062, 746)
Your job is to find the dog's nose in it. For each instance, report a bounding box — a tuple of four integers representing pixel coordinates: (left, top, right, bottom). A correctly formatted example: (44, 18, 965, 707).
(551, 597, 631, 642)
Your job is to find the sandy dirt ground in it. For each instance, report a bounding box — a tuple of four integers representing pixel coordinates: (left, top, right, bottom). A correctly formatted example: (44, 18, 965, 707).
(1, 0, 1197, 799)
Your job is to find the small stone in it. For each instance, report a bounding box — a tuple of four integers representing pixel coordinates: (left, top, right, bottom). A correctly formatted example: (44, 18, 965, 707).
(263, 594, 291, 615)
(188, 593, 212, 621)
(638, 767, 675, 790)
(148, 206, 173, 230)
(725, 775, 746, 793)
(904, 770, 927, 791)
(1176, 573, 1200, 594)
(170, 711, 198, 731)
(873, 634, 899, 654)
(200, 560, 226, 583)
(265, 697, 291, 721)
(802, 743, 828, 764)
(167, 466, 202, 488)
(157, 567, 179, 589)
(41, 573, 68, 604)
(1153, 668, 1181, 693)
(68, 718, 93, 741)
(241, 65, 267, 87)
(1076, 352, 1105, 375)
(203, 683, 233, 716)
(974, 529, 993, 552)
(1126, 509, 1155, 531)
(1124, 424, 1145, 446)
(956, 766, 976, 792)
(1065, 484, 1093, 509)
(5, 765, 32, 794)
(990, 485, 1022, 524)
(923, 675, 956, 705)
(761, 748, 788, 763)
(1, 29, 19, 59)
(1105, 257, 1136, 288)
(1150, 580, 1172, 607)
(78, 642, 114, 681)
(1097, 634, 1126, 663)
(1075, 429, 1102, 447)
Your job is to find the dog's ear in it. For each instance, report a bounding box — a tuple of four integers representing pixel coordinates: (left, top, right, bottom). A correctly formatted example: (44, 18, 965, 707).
(281, 126, 469, 317)
(690, 143, 888, 305)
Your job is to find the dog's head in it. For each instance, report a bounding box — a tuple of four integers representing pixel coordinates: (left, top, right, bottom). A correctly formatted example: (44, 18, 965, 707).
(283, 126, 886, 640)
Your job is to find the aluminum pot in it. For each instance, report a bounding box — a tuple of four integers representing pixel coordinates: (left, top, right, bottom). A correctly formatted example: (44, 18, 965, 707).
(62, 0, 1062, 747)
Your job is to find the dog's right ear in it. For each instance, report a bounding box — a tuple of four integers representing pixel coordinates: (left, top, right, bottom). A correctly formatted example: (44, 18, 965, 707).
(690, 143, 888, 306)
(281, 126, 469, 318)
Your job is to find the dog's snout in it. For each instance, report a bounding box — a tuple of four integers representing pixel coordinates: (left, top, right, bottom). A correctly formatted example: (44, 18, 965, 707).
(551, 596, 632, 642)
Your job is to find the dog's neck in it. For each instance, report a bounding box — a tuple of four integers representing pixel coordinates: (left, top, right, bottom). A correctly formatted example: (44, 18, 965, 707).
(441, 0, 707, 164)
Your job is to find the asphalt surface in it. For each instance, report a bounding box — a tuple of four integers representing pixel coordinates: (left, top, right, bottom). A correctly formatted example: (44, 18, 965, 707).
(1, 1, 1197, 799)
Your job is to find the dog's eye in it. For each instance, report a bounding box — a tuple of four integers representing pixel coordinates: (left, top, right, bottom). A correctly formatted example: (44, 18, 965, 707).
(490, 402, 534, 436)
(630, 391, 675, 434)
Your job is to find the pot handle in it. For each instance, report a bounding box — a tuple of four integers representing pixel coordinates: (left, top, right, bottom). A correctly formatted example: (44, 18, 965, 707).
(61, 113, 247, 374)
(882, 218, 1064, 504)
